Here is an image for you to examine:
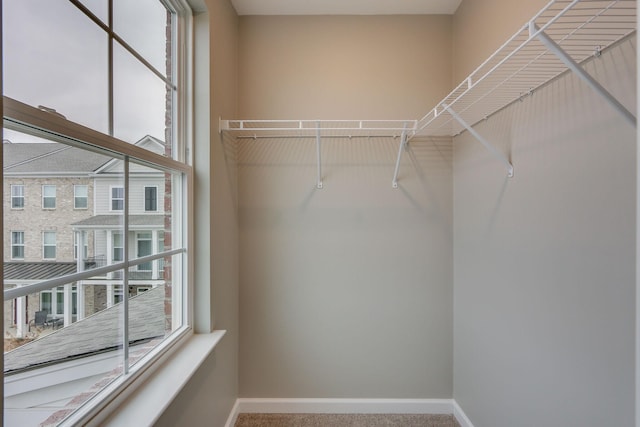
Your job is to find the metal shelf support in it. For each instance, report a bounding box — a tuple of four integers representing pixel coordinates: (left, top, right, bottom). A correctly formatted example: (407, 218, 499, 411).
(444, 104, 514, 178)
(530, 22, 636, 128)
(392, 125, 409, 188)
(316, 122, 323, 189)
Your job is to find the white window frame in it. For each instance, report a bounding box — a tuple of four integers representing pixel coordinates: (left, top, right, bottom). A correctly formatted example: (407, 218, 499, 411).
(3, 0, 195, 425)
(42, 231, 57, 260)
(11, 231, 25, 260)
(74, 184, 89, 209)
(42, 184, 56, 209)
(2, 0, 195, 423)
(110, 186, 124, 211)
(144, 185, 158, 212)
(10, 184, 24, 209)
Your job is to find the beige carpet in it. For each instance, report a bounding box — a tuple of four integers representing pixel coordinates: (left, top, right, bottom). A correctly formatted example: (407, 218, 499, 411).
(235, 413, 461, 427)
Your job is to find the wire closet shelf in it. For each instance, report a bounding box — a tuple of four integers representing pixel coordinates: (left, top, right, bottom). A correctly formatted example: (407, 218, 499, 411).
(221, 0, 636, 185)
(222, 0, 636, 139)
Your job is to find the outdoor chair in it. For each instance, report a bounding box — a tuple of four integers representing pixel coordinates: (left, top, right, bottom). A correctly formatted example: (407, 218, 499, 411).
(28, 310, 62, 331)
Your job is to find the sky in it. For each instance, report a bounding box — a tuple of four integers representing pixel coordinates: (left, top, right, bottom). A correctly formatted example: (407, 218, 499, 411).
(3, 0, 169, 145)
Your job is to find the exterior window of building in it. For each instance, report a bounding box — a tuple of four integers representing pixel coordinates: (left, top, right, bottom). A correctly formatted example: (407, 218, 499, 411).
(41, 286, 77, 318)
(42, 185, 56, 209)
(74, 184, 88, 209)
(11, 231, 24, 259)
(74, 233, 88, 260)
(136, 231, 153, 271)
(111, 187, 124, 211)
(144, 186, 157, 211)
(113, 285, 124, 305)
(43, 231, 56, 259)
(11, 184, 24, 209)
(113, 232, 124, 262)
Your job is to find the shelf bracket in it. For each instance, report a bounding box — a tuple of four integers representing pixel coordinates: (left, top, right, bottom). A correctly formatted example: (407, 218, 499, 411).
(316, 122, 323, 189)
(392, 125, 409, 188)
(444, 104, 514, 178)
(530, 22, 636, 128)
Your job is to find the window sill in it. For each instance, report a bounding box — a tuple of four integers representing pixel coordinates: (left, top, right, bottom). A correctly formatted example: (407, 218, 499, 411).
(99, 330, 226, 426)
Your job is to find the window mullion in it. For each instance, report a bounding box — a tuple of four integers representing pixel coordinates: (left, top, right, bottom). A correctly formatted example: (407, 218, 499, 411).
(108, 0, 114, 136)
(123, 155, 130, 374)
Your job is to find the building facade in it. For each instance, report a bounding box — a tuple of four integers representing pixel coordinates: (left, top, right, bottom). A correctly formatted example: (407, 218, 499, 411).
(3, 136, 168, 338)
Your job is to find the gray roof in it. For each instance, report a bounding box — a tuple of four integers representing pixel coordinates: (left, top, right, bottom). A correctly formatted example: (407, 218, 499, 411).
(71, 214, 165, 228)
(3, 143, 111, 174)
(4, 285, 166, 373)
(4, 262, 101, 282)
(5, 262, 78, 281)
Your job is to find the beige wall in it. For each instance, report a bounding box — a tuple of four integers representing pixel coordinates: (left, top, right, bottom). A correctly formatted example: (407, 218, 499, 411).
(452, 0, 548, 83)
(453, 22, 636, 427)
(237, 15, 454, 398)
(239, 15, 452, 120)
(155, 0, 239, 425)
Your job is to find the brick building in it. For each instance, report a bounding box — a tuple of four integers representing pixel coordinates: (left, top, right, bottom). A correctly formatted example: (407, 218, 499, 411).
(3, 136, 168, 338)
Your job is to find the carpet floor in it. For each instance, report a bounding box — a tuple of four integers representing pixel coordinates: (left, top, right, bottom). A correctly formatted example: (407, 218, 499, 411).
(234, 413, 461, 427)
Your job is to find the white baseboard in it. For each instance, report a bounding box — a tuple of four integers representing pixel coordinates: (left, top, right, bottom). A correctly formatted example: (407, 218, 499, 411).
(452, 400, 475, 427)
(224, 399, 241, 427)
(224, 398, 475, 426)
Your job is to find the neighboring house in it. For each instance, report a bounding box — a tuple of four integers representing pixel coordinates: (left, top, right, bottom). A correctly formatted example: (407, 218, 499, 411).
(71, 136, 169, 317)
(3, 136, 169, 338)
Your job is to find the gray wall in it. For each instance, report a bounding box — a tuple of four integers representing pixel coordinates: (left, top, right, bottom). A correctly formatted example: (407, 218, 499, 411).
(237, 15, 454, 398)
(155, 0, 239, 425)
(453, 28, 636, 427)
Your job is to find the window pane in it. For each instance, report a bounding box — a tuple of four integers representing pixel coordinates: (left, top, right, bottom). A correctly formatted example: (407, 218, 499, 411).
(43, 232, 56, 245)
(113, 232, 124, 262)
(43, 232, 56, 259)
(111, 187, 124, 211)
(11, 231, 24, 259)
(4, 275, 125, 426)
(56, 289, 64, 314)
(113, 0, 169, 75)
(40, 292, 52, 314)
(75, 185, 89, 209)
(145, 187, 157, 211)
(127, 164, 181, 369)
(2, 0, 109, 133)
(43, 185, 56, 209)
(43, 186, 55, 198)
(77, 0, 108, 25)
(11, 185, 24, 209)
(11, 231, 23, 245)
(114, 43, 168, 146)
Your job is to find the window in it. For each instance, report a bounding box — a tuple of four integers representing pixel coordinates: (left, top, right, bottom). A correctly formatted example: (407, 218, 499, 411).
(74, 232, 88, 260)
(74, 184, 88, 209)
(136, 231, 153, 272)
(112, 232, 124, 262)
(11, 231, 24, 259)
(10, 184, 24, 209)
(111, 187, 124, 211)
(43, 231, 56, 259)
(113, 285, 124, 305)
(144, 186, 158, 211)
(42, 185, 56, 209)
(40, 286, 77, 318)
(3, 0, 192, 424)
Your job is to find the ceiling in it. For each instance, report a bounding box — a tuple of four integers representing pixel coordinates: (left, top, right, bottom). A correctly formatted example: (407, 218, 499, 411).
(231, 0, 463, 16)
